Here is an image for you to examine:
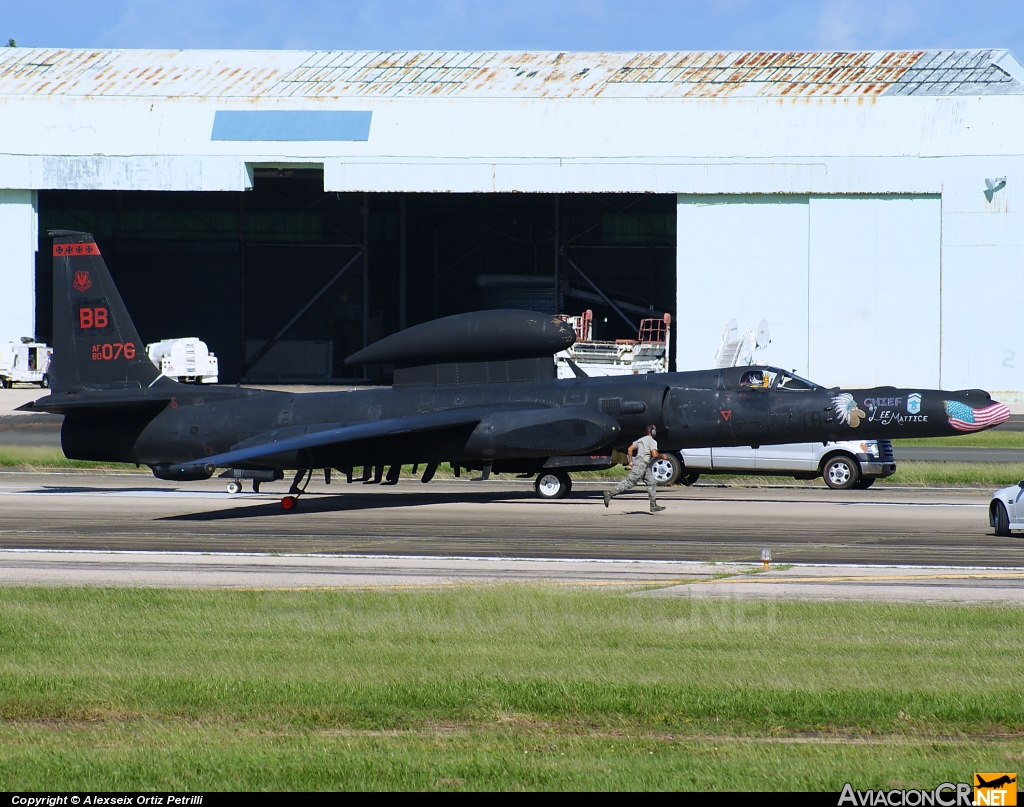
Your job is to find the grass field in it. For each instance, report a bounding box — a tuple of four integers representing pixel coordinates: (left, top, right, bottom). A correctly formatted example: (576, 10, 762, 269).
(893, 431, 1024, 449)
(0, 448, 129, 470)
(0, 586, 1021, 790)
(3, 443, 1024, 488)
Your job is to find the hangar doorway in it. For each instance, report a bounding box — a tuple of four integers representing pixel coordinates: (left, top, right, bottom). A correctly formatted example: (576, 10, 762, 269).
(36, 175, 676, 383)
(675, 193, 941, 388)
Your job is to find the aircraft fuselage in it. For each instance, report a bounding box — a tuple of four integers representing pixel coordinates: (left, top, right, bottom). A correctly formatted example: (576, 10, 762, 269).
(59, 364, 1001, 474)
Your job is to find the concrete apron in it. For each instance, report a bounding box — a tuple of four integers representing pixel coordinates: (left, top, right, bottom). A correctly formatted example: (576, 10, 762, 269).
(0, 550, 1021, 604)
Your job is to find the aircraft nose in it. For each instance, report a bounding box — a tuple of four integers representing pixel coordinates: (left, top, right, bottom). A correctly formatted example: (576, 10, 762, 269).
(943, 397, 1010, 431)
(990, 401, 1011, 426)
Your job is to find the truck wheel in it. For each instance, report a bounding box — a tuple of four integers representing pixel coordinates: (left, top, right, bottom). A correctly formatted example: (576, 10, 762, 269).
(680, 472, 701, 486)
(535, 471, 571, 500)
(649, 454, 682, 486)
(823, 455, 859, 490)
(0, 377, 7, 389)
(993, 501, 1012, 537)
(852, 478, 876, 490)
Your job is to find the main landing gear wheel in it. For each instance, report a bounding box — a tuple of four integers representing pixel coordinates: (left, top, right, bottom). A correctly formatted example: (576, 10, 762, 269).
(535, 470, 571, 500)
(281, 495, 299, 511)
(993, 501, 1011, 537)
(225, 480, 242, 495)
(823, 455, 859, 490)
(649, 454, 682, 486)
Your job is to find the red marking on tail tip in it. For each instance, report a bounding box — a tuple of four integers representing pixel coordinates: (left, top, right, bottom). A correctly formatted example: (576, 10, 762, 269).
(54, 242, 100, 257)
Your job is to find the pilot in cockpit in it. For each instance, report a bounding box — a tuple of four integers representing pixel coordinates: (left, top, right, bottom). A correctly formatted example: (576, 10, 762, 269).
(740, 369, 768, 388)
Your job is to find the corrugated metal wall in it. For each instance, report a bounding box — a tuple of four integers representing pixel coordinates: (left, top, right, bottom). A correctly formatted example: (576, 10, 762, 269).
(676, 194, 941, 389)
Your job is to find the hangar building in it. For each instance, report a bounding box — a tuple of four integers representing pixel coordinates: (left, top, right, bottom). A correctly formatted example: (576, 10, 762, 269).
(1, 48, 1022, 396)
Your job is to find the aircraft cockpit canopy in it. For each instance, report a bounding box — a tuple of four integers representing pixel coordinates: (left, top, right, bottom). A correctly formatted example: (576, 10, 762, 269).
(774, 371, 817, 391)
(738, 367, 818, 391)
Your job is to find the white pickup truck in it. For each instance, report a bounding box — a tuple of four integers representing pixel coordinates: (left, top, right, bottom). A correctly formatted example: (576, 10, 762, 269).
(649, 440, 896, 490)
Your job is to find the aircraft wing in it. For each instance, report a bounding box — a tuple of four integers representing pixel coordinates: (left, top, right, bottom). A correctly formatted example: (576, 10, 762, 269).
(162, 409, 486, 475)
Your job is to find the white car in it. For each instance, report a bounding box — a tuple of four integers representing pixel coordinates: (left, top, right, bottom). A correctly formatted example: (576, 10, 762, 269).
(648, 439, 896, 490)
(989, 482, 1024, 536)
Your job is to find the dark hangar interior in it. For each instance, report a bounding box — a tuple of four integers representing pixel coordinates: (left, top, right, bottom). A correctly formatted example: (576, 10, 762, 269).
(35, 169, 677, 384)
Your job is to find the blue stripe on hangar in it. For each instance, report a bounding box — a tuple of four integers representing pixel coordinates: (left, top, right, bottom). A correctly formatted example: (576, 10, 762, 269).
(211, 111, 372, 141)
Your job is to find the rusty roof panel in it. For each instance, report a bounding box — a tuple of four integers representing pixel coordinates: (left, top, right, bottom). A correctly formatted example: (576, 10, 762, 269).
(0, 47, 1020, 100)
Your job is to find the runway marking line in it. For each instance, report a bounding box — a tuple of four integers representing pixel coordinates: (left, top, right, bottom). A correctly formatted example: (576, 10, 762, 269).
(215, 579, 698, 592)
(714, 572, 1024, 585)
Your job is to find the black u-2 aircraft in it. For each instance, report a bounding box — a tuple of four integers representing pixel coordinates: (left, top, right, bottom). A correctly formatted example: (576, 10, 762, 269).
(22, 230, 1010, 509)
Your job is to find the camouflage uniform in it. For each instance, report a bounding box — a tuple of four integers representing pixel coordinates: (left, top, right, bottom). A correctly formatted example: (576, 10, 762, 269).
(608, 434, 659, 508)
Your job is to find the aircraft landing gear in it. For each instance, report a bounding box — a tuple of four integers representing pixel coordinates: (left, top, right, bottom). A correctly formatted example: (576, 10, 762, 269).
(220, 469, 281, 494)
(535, 470, 572, 500)
(282, 468, 313, 511)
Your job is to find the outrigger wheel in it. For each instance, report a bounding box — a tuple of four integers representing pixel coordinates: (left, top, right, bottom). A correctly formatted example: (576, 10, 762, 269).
(281, 468, 312, 511)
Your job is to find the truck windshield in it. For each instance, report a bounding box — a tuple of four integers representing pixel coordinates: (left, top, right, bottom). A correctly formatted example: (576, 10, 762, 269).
(775, 372, 816, 391)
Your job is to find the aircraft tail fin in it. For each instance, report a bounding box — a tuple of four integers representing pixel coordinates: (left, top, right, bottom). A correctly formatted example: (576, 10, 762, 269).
(49, 230, 164, 392)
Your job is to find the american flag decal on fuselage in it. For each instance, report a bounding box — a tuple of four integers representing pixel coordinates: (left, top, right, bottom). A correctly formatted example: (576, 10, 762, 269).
(944, 400, 1011, 432)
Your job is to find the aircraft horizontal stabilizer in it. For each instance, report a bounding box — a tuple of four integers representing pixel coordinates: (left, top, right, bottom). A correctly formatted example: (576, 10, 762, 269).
(17, 386, 177, 414)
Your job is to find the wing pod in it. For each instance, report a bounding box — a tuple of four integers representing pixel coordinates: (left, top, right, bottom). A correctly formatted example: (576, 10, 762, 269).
(152, 462, 216, 482)
(345, 310, 575, 367)
(345, 310, 577, 387)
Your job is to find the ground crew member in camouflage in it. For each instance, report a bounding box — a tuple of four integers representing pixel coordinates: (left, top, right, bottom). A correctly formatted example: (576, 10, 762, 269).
(603, 424, 666, 513)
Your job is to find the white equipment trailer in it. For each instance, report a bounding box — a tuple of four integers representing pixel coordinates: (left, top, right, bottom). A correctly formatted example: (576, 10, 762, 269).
(0, 340, 52, 388)
(146, 338, 219, 384)
(555, 310, 671, 378)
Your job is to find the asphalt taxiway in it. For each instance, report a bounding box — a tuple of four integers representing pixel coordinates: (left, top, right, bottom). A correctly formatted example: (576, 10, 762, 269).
(2, 471, 1022, 603)
(0, 471, 1021, 567)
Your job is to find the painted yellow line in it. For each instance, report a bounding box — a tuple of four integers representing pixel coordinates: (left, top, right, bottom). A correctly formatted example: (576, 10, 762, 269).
(715, 572, 1024, 584)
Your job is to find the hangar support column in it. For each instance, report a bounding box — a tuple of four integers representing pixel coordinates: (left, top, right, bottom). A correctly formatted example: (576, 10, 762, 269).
(0, 190, 38, 344)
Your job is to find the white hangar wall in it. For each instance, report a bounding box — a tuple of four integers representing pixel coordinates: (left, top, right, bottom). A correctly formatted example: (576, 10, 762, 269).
(2, 48, 1024, 394)
(676, 193, 942, 389)
(675, 166, 1024, 399)
(0, 190, 38, 345)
